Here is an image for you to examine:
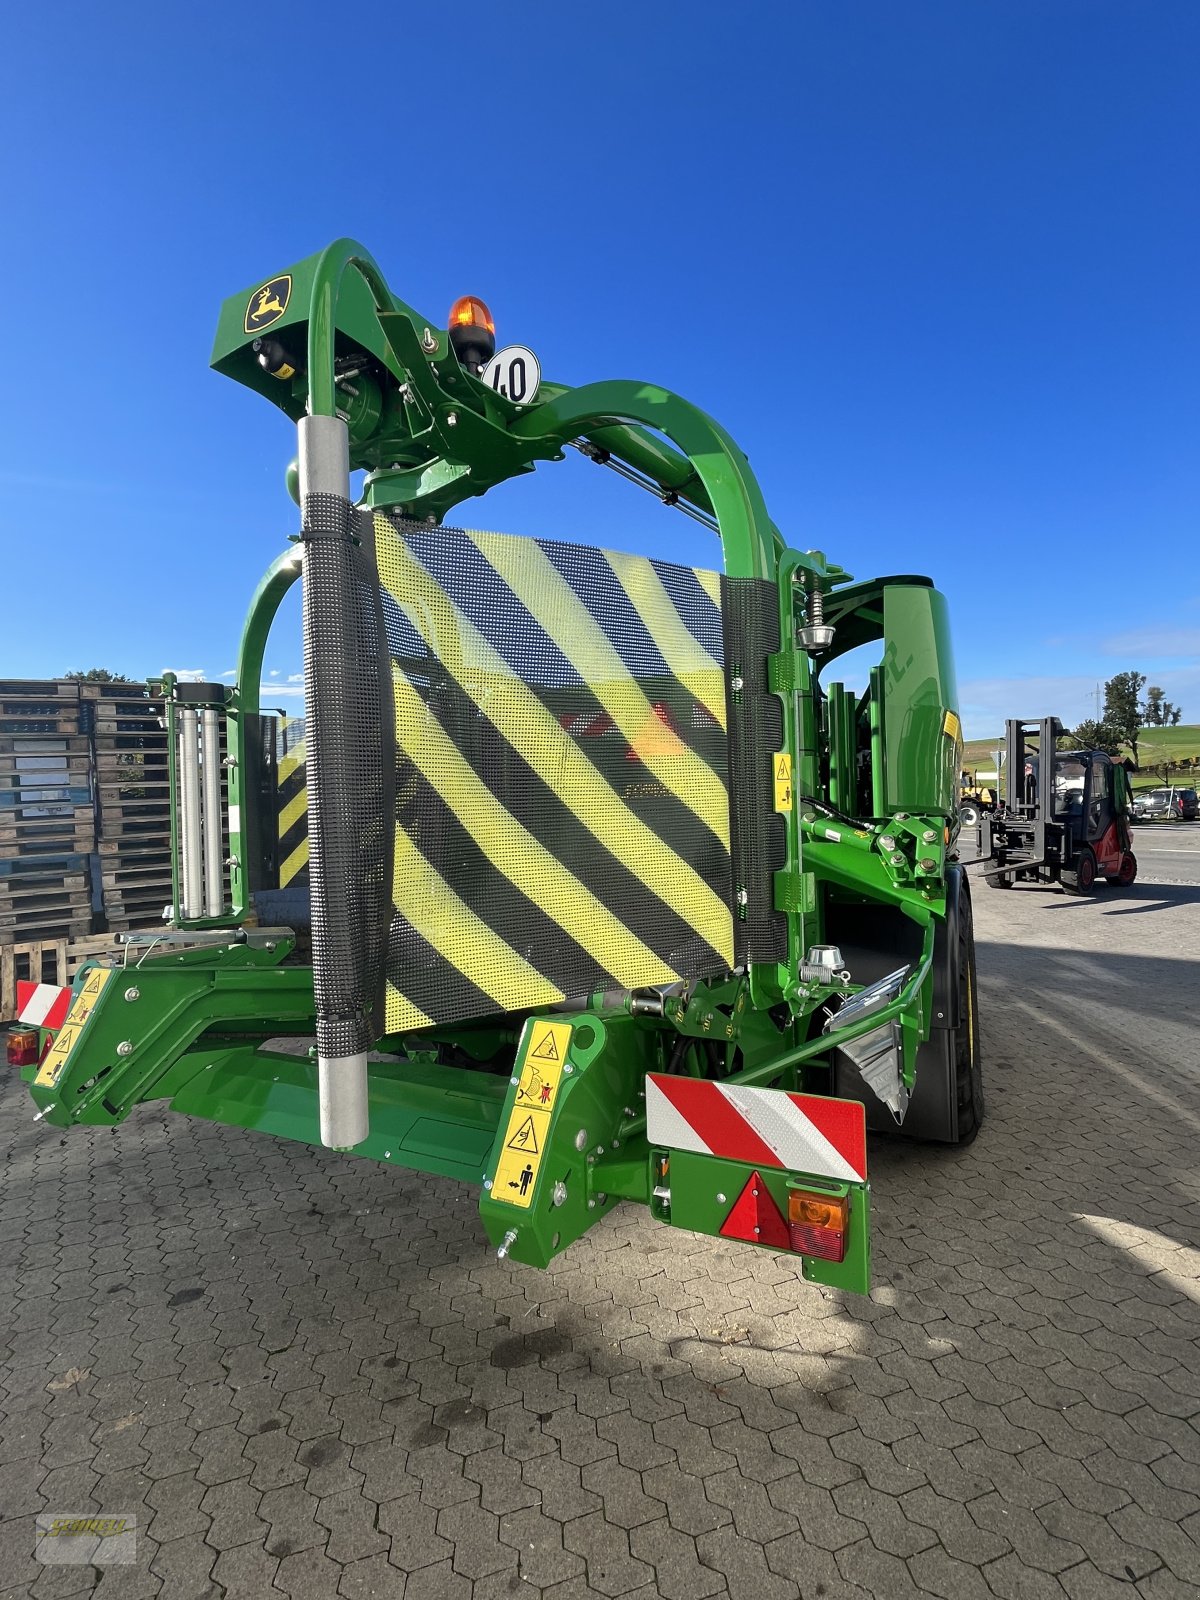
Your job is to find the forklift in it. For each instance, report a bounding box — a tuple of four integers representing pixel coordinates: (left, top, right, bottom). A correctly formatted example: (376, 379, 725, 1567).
(957, 718, 1137, 893)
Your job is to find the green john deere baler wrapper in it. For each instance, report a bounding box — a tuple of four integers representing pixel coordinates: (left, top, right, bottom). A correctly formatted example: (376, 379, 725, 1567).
(26, 240, 983, 1294)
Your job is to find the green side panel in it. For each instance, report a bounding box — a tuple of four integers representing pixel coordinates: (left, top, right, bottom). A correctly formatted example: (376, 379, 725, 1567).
(658, 1149, 870, 1295)
(882, 585, 961, 819)
(209, 248, 417, 421)
(168, 1048, 508, 1187)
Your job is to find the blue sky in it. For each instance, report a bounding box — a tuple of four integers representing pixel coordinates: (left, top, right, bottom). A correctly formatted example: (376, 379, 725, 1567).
(1, 1, 1196, 737)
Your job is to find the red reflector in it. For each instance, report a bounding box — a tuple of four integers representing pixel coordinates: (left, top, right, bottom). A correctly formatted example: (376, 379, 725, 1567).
(719, 1171, 790, 1249)
(7, 1028, 40, 1067)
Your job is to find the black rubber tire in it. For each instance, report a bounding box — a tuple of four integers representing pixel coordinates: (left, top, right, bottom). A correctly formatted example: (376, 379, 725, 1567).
(985, 871, 1013, 890)
(952, 883, 985, 1144)
(1106, 851, 1138, 887)
(1062, 846, 1097, 896)
(960, 802, 981, 829)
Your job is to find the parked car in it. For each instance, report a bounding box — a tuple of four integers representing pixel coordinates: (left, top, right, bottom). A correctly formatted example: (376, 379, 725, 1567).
(1133, 786, 1198, 821)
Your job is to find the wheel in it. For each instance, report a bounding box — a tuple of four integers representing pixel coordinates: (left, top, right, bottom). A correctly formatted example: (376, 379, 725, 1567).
(985, 871, 1013, 890)
(1106, 851, 1137, 887)
(960, 802, 981, 829)
(1062, 846, 1097, 895)
(952, 883, 984, 1144)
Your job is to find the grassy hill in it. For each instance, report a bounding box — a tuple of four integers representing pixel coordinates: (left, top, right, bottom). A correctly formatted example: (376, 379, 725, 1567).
(962, 725, 1200, 790)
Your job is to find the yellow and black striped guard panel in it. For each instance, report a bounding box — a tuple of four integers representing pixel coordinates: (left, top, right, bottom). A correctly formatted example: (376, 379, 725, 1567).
(375, 516, 736, 1034)
(276, 716, 309, 888)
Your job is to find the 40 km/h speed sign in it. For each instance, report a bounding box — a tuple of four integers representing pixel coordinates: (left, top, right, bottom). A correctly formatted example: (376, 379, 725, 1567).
(481, 344, 541, 404)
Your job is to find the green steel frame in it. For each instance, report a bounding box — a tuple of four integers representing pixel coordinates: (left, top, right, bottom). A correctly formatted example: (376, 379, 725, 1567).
(25, 240, 969, 1294)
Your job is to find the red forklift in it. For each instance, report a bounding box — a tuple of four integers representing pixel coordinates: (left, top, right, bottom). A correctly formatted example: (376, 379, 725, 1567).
(957, 718, 1138, 894)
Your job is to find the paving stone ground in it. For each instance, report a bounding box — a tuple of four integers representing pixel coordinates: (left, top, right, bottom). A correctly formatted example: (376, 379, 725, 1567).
(1, 877, 1198, 1599)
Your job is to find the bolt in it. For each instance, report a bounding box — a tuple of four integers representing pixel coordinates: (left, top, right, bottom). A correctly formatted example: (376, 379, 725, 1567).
(446, 411, 458, 427)
(923, 829, 937, 843)
(564, 1064, 574, 1075)
(384, 1150, 392, 1158)
(116, 1041, 133, 1057)
(891, 853, 905, 866)
(879, 835, 896, 851)
(510, 1076, 520, 1087)
(421, 327, 437, 353)
(736, 888, 749, 907)
(716, 1192, 727, 1204)
(588, 1199, 596, 1209)
(496, 1229, 518, 1260)
(264, 941, 276, 952)
(731, 675, 744, 693)
(552, 1182, 568, 1207)
(918, 858, 937, 872)
(754, 1226, 761, 1235)
(597, 1194, 607, 1205)
(222, 755, 237, 768)
(484, 1178, 493, 1190)
(124, 986, 140, 1002)
(612, 1139, 620, 1150)
(574, 1128, 589, 1151)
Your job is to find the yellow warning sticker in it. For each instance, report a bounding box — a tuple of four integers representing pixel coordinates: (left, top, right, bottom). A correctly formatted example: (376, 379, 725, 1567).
(943, 710, 962, 742)
(773, 751, 793, 812)
(35, 967, 113, 1088)
(491, 1019, 573, 1207)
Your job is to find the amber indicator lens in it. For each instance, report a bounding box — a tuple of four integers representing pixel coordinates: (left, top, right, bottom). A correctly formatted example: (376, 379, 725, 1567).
(787, 1189, 849, 1263)
(6, 1028, 40, 1067)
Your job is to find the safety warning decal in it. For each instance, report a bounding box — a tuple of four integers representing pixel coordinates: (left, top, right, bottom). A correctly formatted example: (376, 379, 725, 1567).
(773, 752, 793, 812)
(491, 1019, 573, 1207)
(35, 967, 113, 1088)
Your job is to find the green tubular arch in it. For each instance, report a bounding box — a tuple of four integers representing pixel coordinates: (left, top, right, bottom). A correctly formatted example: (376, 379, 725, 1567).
(508, 381, 778, 581)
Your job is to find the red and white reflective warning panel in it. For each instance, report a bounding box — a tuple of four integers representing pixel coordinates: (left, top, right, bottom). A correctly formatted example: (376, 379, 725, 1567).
(16, 982, 72, 1031)
(645, 1076, 867, 1184)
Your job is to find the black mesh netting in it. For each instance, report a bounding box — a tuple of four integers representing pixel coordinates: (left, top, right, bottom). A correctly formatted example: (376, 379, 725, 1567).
(301, 494, 394, 1056)
(375, 516, 739, 1033)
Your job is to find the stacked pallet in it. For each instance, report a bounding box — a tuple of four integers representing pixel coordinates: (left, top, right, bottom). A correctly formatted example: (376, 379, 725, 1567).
(81, 683, 173, 931)
(0, 681, 95, 941)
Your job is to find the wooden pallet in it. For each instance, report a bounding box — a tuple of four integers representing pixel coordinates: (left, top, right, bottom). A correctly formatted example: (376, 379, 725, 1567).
(0, 807, 95, 847)
(97, 832, 171, 856)
(0, 712, 80, 736)
(0, 868, 90, 895)
(0, 913, 93, 943)
(94, 810, 171, 836)
(0, 732, 91, 757)
(0, 680, 79, 701)
(78, 682, 155, 702)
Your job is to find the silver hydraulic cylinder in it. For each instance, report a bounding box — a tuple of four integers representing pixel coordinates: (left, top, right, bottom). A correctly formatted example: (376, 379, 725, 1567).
(201, 706, 223, 916)
(177, 708, 203, 920)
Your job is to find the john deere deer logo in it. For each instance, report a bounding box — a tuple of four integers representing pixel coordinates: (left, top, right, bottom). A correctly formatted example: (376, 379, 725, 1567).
(244, 274, 292, 334)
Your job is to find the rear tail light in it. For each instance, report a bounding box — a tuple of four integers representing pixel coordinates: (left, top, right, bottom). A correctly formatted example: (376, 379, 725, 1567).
(787, 1188, 849, 1263)
(7, 1028, 41, 1068)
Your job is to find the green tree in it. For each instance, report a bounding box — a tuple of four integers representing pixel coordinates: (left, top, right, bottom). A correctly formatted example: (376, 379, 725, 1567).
(1069, 718, 1122, 756)
(1103, 671, 1146, 766)
(1143, 685, 1183, 727)
(65, 668, 131, 683)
